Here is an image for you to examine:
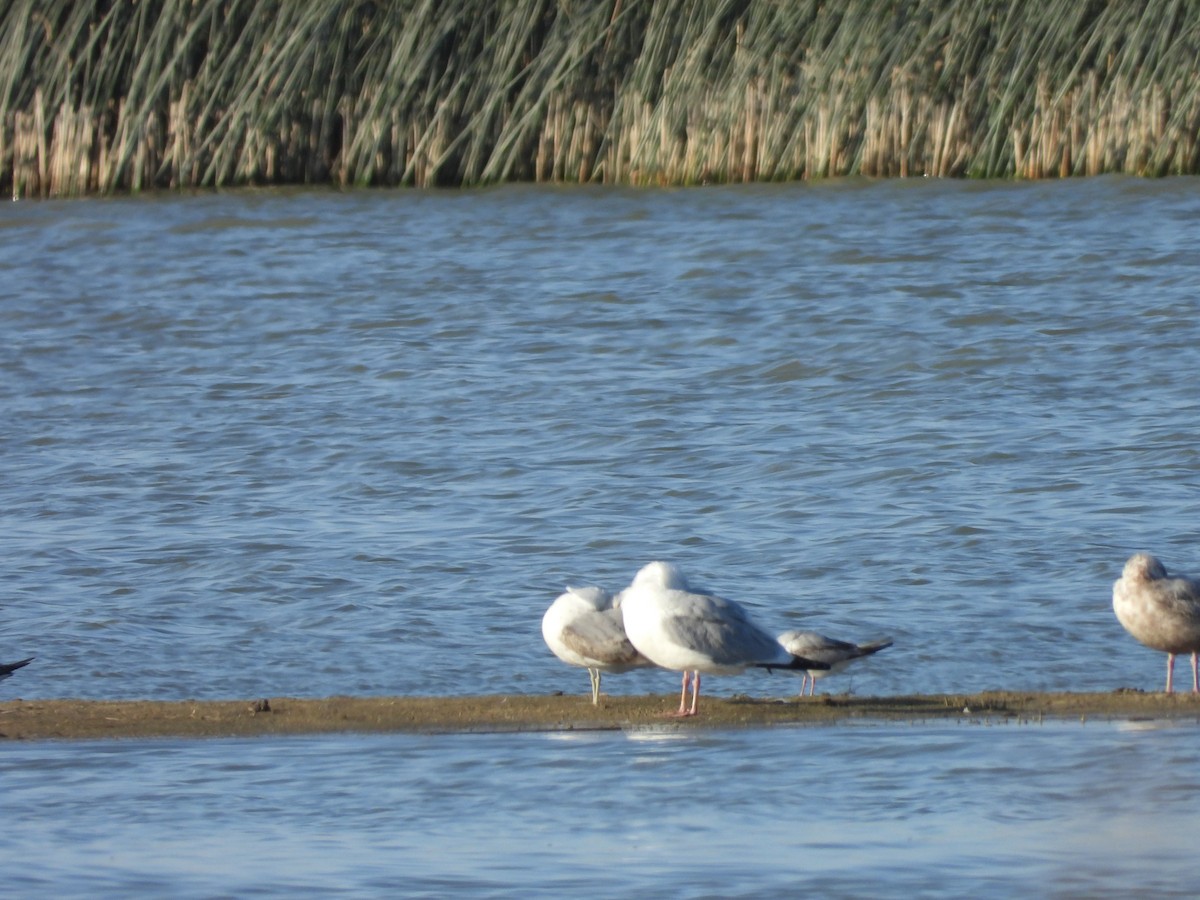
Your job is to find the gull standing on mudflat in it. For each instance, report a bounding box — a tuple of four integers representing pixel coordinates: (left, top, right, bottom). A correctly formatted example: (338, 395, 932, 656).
(1113, 552, 1200, 693)
(618, 561, 831, 716)
(542, 586, 654, 704)
(776, 631, 893, 695)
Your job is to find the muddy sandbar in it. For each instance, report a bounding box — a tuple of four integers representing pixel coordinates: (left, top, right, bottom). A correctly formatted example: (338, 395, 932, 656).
(2, 690, 1198, 741)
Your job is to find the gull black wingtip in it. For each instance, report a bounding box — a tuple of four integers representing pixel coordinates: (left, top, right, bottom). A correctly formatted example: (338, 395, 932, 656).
(760, 655, 833, 674)
(860, 638, 894, 655)
(0, 656, 35, 678)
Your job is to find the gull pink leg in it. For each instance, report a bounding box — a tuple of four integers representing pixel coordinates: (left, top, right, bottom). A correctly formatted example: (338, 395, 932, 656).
(1193, 652, 1199, 694)
(666, 671, 700, 718)
(1166, 653, 1176, 694)
(675, 671, 690, 715)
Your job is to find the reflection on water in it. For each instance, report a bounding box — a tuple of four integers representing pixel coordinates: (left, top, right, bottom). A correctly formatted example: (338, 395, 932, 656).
(2, 721, 1197, 897)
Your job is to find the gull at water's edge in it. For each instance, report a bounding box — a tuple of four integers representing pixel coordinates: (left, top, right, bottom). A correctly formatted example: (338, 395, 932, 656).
(1113, 552, 1200, 694)
(618, 561, 831, 717)
(776, 631, 893, 695)
(542, 586, 654, 704)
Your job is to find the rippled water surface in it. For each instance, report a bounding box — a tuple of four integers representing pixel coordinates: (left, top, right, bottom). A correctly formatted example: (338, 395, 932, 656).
(3, 722, 1197, 898)
(4, 178, 1200, 892)
(5, 178, 1200, 700)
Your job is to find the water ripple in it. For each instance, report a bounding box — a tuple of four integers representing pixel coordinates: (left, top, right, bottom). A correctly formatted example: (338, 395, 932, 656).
(3, 179, 1200, 702)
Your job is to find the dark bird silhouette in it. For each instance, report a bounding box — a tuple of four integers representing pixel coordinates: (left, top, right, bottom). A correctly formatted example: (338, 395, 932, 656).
(0, 657, 34, 680)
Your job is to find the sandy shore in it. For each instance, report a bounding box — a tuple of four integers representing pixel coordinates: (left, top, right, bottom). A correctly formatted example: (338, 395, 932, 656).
(1, 690, 1198, 740)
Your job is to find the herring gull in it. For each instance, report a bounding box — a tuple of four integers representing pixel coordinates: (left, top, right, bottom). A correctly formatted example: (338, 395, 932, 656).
(776, 631, 893, 695)
(542, 586, 653, 704)
(1113, 552, 1200, 693)
(618, 561, 831, 716)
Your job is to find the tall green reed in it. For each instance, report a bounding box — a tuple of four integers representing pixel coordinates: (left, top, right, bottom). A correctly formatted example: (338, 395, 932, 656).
(4, 0, 1199, 196)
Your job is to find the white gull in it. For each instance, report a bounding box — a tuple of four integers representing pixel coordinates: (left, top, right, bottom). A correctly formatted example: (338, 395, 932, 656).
(618, 561, 831, 716)
(542, 585, 653, 704)
(1113, 552, 1200, 693)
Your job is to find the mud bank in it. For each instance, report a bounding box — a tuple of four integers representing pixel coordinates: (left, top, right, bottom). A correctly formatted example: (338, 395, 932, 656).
(1, 690, 1198, 741)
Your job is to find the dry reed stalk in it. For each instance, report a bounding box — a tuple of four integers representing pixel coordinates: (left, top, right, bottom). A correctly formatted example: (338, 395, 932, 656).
(6, 0, 1200, 195)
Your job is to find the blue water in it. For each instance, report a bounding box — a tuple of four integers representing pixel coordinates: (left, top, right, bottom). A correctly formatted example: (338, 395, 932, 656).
(4, 177, 1200, 893)
(2, 722, 1196, 897)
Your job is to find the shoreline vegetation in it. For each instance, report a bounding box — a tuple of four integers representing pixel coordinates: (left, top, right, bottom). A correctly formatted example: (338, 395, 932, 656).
(1, 691, 1197, 740)
(5, 1, 1200, 198)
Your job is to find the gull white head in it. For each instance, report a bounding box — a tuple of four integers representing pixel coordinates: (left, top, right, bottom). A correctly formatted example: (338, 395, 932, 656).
(564, 585, 613, 611)
(632, 561, 690, 591)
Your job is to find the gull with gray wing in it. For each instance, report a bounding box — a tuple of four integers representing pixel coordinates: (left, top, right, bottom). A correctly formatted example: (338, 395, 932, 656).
(618, 561, 830, 716)
(776, 631, 893, 695)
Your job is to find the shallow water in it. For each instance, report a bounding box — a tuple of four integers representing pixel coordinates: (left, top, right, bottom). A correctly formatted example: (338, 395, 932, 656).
(4, 178, 1200, 892)
(2, 721, 1196, 897)
(5, 178, 1200, 702)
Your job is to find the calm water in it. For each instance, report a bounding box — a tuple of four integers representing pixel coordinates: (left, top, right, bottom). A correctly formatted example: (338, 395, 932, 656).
(2, 722, 1197, 897)
(4, 178, 1200, 893)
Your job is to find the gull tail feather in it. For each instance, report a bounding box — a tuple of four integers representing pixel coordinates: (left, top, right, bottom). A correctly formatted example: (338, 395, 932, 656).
(856, 638, 894, 657)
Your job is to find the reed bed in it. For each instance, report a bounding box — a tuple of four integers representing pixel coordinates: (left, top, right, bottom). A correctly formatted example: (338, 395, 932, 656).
(4, 0, 1200, 196)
